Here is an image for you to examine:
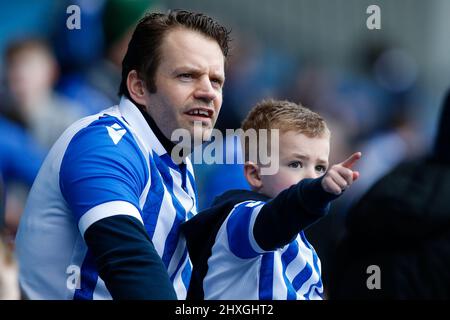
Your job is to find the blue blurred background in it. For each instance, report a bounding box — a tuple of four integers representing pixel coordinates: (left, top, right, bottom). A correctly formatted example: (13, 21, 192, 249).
(1, 0, 449, 299)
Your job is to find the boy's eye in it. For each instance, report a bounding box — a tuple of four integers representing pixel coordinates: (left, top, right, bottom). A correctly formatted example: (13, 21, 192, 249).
(288, 161, 303, 169)
(315, 165, 327, 173)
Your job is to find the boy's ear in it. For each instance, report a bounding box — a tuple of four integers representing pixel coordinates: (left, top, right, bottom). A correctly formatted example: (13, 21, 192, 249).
(244, 162, 262, 190)
(127, 70, 147, 106)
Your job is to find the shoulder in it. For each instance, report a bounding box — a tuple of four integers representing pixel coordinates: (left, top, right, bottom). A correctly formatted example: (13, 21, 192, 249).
(60, 114, 149, 191)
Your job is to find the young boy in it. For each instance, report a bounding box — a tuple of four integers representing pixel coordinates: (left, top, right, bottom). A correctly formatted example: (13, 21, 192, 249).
(182, 99, 361, 300)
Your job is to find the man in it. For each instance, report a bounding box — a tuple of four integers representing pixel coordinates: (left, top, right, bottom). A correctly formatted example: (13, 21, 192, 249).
(15, 10, 230, 300)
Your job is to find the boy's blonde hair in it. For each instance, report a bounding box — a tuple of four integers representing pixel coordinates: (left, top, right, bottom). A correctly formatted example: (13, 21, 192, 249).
(241, 99, 330, 162)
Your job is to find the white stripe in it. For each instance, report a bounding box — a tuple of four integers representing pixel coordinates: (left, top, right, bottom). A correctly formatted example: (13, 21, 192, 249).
(167, 234, 187, 277)
(295, 239, 319, 298)
(248, 203, 268, 254)
(92, 277, 112, 300)
(78, 201, 143, 236)
(185, 176, 197, 215)
(151, 184, 177, 256)
(169, 166, 195, 215)
(284, 236, 308, 296)
(271, 250, 288, 299)
(172, 255, 189, 299)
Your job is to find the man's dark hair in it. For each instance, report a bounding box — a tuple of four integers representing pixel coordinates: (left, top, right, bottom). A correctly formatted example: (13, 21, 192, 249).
(118, 9, 230, 99)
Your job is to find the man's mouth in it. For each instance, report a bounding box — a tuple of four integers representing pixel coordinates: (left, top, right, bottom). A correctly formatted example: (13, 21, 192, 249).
(184, 107, 214, 119)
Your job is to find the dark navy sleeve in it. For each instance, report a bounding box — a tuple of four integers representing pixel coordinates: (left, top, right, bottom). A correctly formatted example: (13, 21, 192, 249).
(84, 215, 177, 300)
(253, 176, 339, 251)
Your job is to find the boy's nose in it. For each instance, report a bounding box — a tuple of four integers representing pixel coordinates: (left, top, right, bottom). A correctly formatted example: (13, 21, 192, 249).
(303, 168, 319, 180)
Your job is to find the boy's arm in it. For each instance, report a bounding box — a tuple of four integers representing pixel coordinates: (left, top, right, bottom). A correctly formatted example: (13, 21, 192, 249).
(254, 152, 361, 251)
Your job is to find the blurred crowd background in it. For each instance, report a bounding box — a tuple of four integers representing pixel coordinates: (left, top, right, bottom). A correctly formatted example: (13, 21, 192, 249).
(1, 0, 450, 299)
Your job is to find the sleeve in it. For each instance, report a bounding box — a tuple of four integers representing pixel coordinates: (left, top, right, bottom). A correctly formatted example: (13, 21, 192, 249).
(225, 200, 266, 259)
(59, 120, 148, 236)
(253, 176, 340, 252)
(84, 215, 177, 300)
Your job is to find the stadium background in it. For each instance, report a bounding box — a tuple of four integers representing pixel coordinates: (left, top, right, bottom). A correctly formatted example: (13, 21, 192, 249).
(1, 0, 449, 299)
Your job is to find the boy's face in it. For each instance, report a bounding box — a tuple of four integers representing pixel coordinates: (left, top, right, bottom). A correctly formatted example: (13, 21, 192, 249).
(259, 130, 330, 198)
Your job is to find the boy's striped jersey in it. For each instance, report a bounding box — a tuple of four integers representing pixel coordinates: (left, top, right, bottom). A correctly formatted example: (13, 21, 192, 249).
(203, 200, 324, 300)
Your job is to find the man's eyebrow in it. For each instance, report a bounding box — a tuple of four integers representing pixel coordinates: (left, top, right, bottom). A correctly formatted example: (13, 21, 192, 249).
(211, 72, 225, 80)
(171, 65, 202, 74)
(171, 66, 225, 81)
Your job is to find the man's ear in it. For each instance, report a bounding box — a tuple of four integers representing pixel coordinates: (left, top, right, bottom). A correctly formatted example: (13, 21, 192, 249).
(127, 70, 147, 106)
(244, 162, 262, 190)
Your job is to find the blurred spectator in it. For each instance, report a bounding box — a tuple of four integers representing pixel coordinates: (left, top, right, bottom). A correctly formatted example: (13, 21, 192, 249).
(3, 38, 84, 150)
(0, 115, 44, 236)
(330, 90, 450, 299)
(0, 232, 20, 300)
(0, 176, 4, 230)
(57, 0, 156, 114)
(0, 116, 44, 184)
(0, 173, 20, 300)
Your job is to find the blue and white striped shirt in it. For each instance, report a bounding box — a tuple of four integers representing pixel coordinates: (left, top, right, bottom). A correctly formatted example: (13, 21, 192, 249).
(16, 97, 197, 299)
(203, 200, 323, 300)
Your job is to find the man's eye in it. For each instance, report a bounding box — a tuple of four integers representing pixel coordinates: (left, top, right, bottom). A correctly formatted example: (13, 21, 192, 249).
(288, 161, 303, 169)
(211, 78, 222, 87)
(315, 165, 327, 173)
(178, 73, 193, 80)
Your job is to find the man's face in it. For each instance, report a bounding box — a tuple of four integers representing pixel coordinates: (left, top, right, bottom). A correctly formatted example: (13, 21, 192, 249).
(142, 28, 225, 145)
(259, 130, 330, 198)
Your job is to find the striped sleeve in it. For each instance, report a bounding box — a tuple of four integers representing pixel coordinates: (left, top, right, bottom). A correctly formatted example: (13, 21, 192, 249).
(226, 201, 269, 259)
(59, 118, 148, 237)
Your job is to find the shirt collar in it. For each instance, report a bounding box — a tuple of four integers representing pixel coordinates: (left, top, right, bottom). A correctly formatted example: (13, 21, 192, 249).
(118, 96, 168, 156)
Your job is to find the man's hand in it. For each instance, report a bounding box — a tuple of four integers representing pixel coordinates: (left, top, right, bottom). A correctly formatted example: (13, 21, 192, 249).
(321, 152, 362, 195)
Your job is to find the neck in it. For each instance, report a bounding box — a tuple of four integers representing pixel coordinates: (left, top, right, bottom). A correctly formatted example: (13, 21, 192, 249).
(138, 107, 177, 156)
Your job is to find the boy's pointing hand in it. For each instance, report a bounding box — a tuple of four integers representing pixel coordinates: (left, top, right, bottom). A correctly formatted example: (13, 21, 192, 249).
(321, 152, 362, 195)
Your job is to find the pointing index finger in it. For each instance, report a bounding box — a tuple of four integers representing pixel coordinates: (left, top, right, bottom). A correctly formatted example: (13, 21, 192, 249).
(340, 152, 362, 169)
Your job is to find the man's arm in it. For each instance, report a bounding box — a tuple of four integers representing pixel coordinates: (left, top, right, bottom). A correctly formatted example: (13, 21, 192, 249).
(60, 120, 177, 299)
(84, 215, 177, 300)
(254, 152, 361, 251)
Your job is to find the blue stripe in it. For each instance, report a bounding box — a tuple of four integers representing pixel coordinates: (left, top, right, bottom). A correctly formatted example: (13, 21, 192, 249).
(160, 153, 181, 172)
(301, 232, 323, 299)
(142, 155, 164, 240)
(292, 262, 313, 293)
(227, 202, 261, 259)
(170, 248, 188, 282)
(281, 241, 299, 300)
(259, 253, 274, 300)
(73, 250, 98, 300)
(153, 152, 188, 269)
(181, 259, 192, 290)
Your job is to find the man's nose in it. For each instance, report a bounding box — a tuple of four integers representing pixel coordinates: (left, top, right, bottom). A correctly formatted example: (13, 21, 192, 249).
(194, 76, 217, 102)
